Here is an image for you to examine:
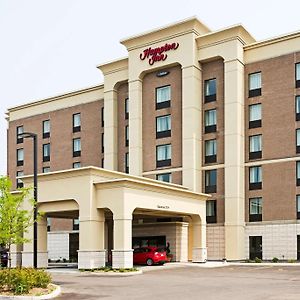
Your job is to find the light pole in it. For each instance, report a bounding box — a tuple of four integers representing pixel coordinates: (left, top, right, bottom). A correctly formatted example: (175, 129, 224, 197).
(18, 132, 38, 269)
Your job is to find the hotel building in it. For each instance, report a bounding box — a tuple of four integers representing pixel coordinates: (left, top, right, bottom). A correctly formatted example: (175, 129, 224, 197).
(6, 17, 300, 268)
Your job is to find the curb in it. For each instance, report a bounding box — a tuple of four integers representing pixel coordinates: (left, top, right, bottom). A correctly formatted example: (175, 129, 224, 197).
(0, 284, 61, 300)
(81, 270, 143, 277)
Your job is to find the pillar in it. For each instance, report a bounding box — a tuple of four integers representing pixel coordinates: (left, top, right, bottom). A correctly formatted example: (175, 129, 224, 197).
(10, 244, 22, 268)
(78, 209, 106, 269)
(192, 216, 207, 263)
(128, 79, 143, 176)
(182, 65, 202, 192)
(112, 213, 133, 268)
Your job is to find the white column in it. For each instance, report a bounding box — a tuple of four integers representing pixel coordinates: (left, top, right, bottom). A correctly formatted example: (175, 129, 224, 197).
(182, 65, 202, 192)
(10, 244, 22, 268)
(104, 89, 118, 171)
(128, 79, 143, 176)
(224, 59, 245, 260)
(192, 217, 207, 263)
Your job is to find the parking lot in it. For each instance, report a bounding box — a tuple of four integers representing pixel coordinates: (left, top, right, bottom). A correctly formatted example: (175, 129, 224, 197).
(52, 264, 300, 300)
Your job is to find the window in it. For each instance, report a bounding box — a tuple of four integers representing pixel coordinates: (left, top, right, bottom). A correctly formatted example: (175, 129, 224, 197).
(249, 166, 262, 190)
(156, 86, 171, 109)
(297, 162, 300, 186)
(73, 162, 81, 168)
(16, 126, 24, 144)
(297, 195, 300, 219)
(125, 152, 129, 174)
(17, 148, 24, 166)
(206, 200, 217, 223)
(42, 167, 50, 173)
(156, 144, 171, 167)
(296, 63, 300, 88)
(249, 104, 262, 128)
(43, 144, 50, 162)
(43, 120, 50, 138)
(205, 169, 217, 193)
(204, 109, 217, 133)
(125, 98, 129, 119)
(73, 113, 81, 132)
(47, 218, 51, 232)
(205, 139, 217, 163)
(156, 115, 171, 138)
(297, 129, 300, 153)
(16, 171, 24, 188)
(249, 197, 262, 222)
(73, 138, 81, 157)
(204, 78, 216, 102)
(101, 158, 104, 168)
(101, 107, 104, 127)
(73, 219, 79, 231)
(296, 96, 300, 121)
(125, 126, 129, 147)
(249, 135, 262, 159)
(101, 133, 104, 153)
(156, 173, 172, 183)
(249, 72, 261, 97)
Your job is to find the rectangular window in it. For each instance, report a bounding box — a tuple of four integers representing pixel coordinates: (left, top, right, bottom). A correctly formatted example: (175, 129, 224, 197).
(156, 86, 171, 109)
(16, 126, 24, 144)
(205, 139, 217, 163)
(156, 115, 171, 138)
(296, 96, 300, 121)
(297, 162, 300, 186)
(249, 197, 262, 222)
(297, 129, 300, 153)
(43, 120, 50, 138)
(156, 173, 172, 183)
(16, 171, 24, 188)
(73, 138, 81, 157)
(205, 169, 217, 193)
(249, 72, 262, 97)
(101, 158, 104, 168)
(296, 63, 300, 88)
(204, 109, 217, 133)
(125, 98, 129, 119)
(125, 126, 129, 147)
(43, 143, 50, 162)
(101, 107, 104, 127)
(47, 218, 51, 232)
(101, 133, 104, 153)
(206, 200, 217, 223)
(17, 148, 24, 166)
(249, 135, 262, 159)
(297, 195, 300, 219)
(73, 113, 81, 132)
(249, 166, 262, 190)
(42, 167, 50, 173)
(73, 162, 81, 168)
(156, 144, 171, 167)
(204, 78, 216, 102)
(125, 152, 129, 174)
(249, 104, 262, 128)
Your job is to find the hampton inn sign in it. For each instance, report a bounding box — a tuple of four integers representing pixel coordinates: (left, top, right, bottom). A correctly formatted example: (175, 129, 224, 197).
(139, 42, 179, 65)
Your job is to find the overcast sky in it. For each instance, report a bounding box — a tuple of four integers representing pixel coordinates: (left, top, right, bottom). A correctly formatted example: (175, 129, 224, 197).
(1, 0, 300, 175)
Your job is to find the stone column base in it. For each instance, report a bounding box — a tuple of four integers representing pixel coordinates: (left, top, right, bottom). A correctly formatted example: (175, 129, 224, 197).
(78, 250, 106, 269)
(112, 250, 133, 269)
(10, 252, 22, 268)
(21, 251, 48, 268)
(192, 247, 207, 263)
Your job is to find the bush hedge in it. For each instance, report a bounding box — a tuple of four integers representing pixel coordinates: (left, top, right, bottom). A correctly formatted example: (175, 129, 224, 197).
(0, 268, 51, 295)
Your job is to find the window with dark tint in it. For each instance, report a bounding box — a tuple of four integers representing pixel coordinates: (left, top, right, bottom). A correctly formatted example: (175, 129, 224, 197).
(296, 63, 300, 88)
(206, 200, 217, 223)
(43, 120, 50, 138)
(17, 148, 24, 166)
(249, 236, 262, 260)
(125, 98, 129, 119)
(101, 107, 104, 127)
(156, 115, 171, 138)
(16, 126, 24, 144)
(249, 72, 261, 97)
(156, 86, 171, 109)
(156, 144, 171, 167)
(73, 113, 81, 132)
(205, 139, 217, 163)
(73, 138, 81, 157)
(125, 152, 129, 174)
(297, 162, 300, 186)
(125, 126, 129, 147)
(296, 96, 300, 121)
(156, 173, 171, 183)
(249, 166, 262, 190)
(205, 169, 217, 193)
(47, 218, 51, 232)
(204, 79, 216, 102)
(249, 104, 262, 128)
(43, 143, 50, 162)
(73, 219, 79, 230)
(249, 197, 262, 222)
(42, 167, 50, 173)
(204, 109, 216, 133)
(101, 133, 104, 153)
(297, 129, 300, 154)
(16, 171, 24, 188)
(73, 162, 81, 168)
(249, 135, 262, 159)
(297, 195, 300, 219)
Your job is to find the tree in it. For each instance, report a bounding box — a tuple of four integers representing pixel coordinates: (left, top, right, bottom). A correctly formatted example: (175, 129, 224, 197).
(0, 176, 36, 269)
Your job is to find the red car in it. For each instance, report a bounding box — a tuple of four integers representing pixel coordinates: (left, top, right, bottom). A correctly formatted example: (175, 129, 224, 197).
(133, 247, 167, 266)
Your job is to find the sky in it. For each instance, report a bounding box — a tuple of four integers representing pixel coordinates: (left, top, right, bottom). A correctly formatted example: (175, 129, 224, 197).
(1, 0, 300, 175)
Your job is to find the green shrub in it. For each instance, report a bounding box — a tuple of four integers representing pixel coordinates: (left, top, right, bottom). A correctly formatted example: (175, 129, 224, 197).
(254, 257, 262, 263)
(288, 259, 297, 263)
(272, 257, 279, 263)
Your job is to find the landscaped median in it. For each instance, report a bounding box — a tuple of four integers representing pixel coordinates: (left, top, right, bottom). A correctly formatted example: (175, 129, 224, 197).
(0, 268, 60, 299)
(79, 267, 143, 276)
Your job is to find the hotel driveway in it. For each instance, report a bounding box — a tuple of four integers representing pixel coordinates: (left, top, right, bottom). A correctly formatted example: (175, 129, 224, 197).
(52, 264, 300, 300)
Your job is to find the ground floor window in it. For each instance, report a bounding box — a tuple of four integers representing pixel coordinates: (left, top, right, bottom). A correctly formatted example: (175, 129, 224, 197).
(249, 236, 262, 260)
